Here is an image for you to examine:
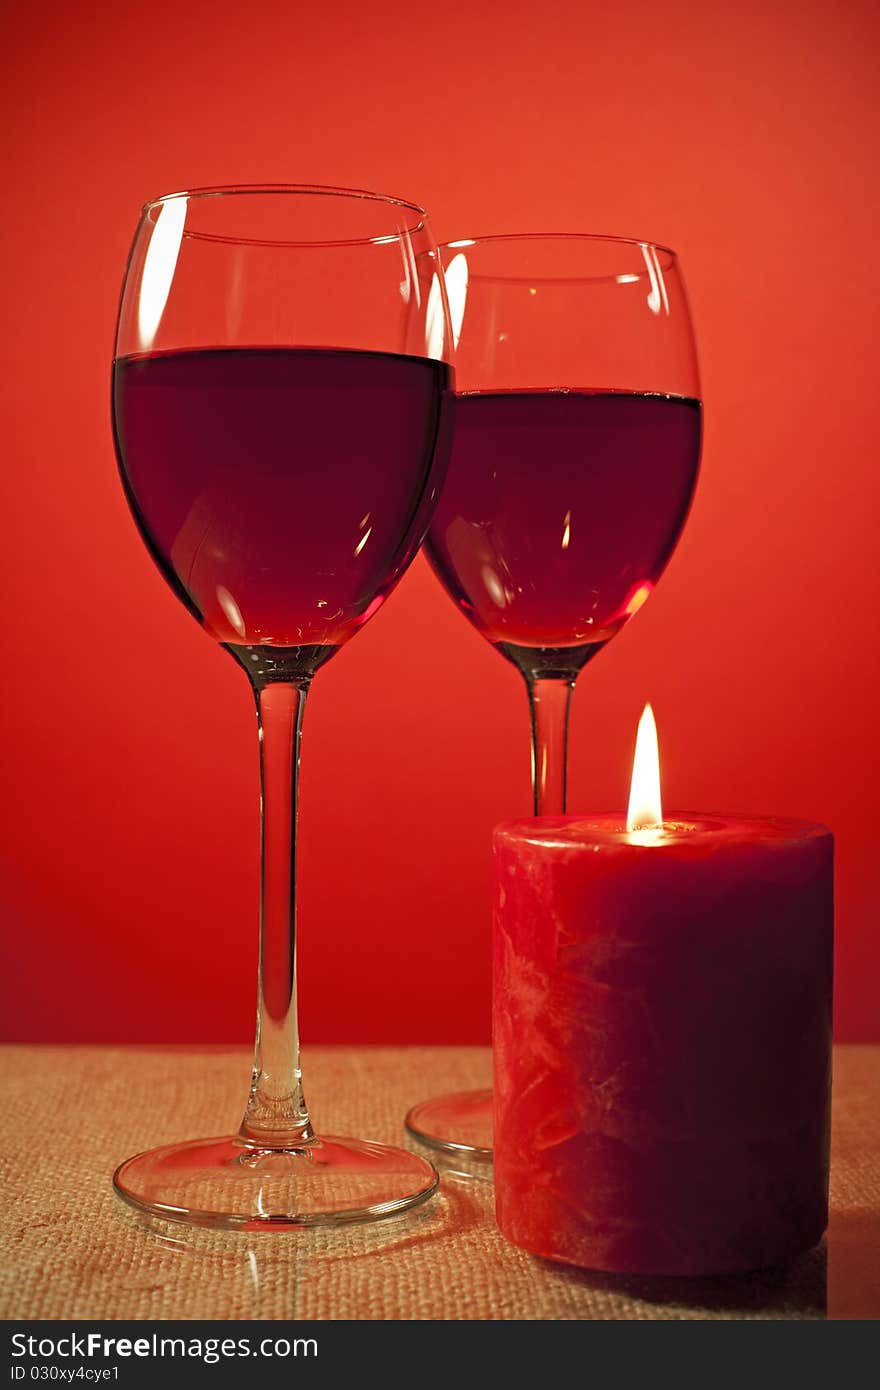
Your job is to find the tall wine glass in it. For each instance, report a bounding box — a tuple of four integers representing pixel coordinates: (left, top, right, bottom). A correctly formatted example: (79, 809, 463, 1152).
(111, 185, 453, 1227)
(405, 233, 701, 1158)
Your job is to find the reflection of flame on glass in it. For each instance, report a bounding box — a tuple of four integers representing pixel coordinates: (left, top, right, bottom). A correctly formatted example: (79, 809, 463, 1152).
(398, 233, 420, 307)
(354, 525, 372, 557)
(138, 198, 186, 348)
(216, 584, 246, 637)
(625, 580, 653, 617)
(561, 510, 571, 550)
(640, 244, 669, 317)
(626, 703, 662, 832)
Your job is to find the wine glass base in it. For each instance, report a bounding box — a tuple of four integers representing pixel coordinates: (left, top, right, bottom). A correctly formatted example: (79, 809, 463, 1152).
(404, 1089, 494, 1161)
(113, 1134, 439, 1231)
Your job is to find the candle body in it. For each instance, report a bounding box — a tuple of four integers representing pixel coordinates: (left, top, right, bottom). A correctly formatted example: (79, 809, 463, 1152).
(493, 816, 833, 1276)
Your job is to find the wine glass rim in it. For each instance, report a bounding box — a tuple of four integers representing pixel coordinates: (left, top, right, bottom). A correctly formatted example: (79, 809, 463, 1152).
(140, 183, 430, 245)
(441, 231, 679, 260)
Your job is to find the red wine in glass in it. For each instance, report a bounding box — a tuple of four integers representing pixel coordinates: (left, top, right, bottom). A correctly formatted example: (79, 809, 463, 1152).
(114, 346, 448, 678)
(426, 389, 701, 673)
(405, 234, 702, 1160)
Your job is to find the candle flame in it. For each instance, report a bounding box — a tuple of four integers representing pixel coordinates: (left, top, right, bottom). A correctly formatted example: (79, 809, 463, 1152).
(626, 703, 663, 831)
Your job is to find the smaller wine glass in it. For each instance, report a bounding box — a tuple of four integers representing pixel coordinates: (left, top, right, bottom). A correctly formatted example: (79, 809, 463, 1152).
(405, 233, 702, 1158)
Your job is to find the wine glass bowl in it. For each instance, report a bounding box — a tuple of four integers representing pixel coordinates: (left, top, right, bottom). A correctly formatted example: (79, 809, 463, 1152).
(426, 234, 700, 682)
(111, 185, 453, 1227)
(114, 186, 450, 680)
(427, 389, 700, 673)
(406, 233, 701, 1157)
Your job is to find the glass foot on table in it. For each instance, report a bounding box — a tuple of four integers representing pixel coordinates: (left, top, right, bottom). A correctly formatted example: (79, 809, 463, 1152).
(405, 1088, 494, 1161)
(113, 1134, 439, 1231)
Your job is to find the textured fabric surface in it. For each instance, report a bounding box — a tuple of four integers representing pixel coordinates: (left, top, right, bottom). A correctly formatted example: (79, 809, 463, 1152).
(0, 1044, 876, 1321)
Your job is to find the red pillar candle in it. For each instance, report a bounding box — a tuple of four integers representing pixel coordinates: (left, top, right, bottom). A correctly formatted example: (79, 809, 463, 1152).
(492, 815, 833, 1276)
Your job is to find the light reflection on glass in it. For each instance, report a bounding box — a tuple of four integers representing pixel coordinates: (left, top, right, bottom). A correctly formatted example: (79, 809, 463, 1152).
(445, 253, 469, 351)
(399, 232, 420, 309)
(640, 243, 669, 317)
(354, 525, 373, 557)
(624, 580, 653, 616)
(216, 584, 246, 637)
(481, 563, 509, 608)
(138, 198, 187, 348)
(424, 272, 446, 359)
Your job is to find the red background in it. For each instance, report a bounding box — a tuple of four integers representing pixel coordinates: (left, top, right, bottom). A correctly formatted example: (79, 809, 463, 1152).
(2, 0, 877, 1044)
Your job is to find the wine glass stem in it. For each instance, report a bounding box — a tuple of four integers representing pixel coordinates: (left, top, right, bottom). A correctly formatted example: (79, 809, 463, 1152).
(526, 676, 575, 815)
(239, 679, 314, 1147)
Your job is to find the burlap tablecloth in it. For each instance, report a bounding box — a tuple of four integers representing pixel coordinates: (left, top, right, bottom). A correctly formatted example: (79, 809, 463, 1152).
(1, 1044, 877, 1320)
